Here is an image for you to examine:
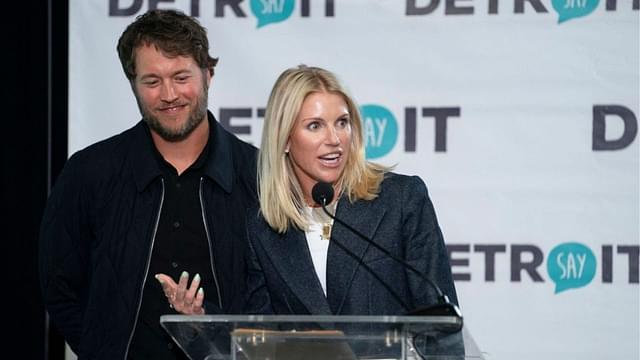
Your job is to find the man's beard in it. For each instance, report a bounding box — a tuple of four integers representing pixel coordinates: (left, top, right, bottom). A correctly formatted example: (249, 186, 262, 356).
(136, 81, 209, 142)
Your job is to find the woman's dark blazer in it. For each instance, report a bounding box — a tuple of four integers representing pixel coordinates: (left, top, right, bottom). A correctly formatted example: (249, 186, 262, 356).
(244, 173, 458, 316)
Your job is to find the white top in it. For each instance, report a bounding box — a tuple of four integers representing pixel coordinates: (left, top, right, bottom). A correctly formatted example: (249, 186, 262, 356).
(303, 205, 335, 296)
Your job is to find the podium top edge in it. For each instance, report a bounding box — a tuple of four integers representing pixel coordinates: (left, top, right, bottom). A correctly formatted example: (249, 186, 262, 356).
(160, 314, 462, 325)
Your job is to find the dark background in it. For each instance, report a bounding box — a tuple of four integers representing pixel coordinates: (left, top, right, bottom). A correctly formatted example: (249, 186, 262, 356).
(6, 1, 68, 359)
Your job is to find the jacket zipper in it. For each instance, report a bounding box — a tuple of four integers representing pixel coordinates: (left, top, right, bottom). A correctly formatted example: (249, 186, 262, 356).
(123, 179, 165, 359)
(200, 177, 223, 309)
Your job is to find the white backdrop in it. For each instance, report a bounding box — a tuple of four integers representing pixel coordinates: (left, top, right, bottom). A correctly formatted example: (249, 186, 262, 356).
(68, 1, 639, 359)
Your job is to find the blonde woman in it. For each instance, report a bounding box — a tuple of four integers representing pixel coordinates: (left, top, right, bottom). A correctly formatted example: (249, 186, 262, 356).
(245, 65, 458, 316)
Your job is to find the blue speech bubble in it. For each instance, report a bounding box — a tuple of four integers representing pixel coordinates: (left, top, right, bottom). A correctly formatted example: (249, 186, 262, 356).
(250, 0, 295, 28)
(551, 0, 599, 23)
(360, 104, 398, 159)
(547, 242, 596, 294)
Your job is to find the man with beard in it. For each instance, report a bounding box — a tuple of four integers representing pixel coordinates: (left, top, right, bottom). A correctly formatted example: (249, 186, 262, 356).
(39, 10, 257, 360)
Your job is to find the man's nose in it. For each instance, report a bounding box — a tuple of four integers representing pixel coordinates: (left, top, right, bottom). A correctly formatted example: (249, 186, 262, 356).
(160, 82, 178, 102)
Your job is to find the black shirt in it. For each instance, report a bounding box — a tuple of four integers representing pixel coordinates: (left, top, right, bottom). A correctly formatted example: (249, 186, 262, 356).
(128, 136, 218, 360)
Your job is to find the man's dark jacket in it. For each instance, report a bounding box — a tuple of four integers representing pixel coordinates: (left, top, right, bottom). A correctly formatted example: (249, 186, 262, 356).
(39, 113, 257, 359)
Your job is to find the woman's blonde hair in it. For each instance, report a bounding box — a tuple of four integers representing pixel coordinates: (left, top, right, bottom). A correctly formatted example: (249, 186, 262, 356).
(258, 65, 390, 232)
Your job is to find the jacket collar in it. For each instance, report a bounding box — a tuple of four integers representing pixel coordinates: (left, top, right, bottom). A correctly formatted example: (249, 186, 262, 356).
(256, 196, 385, 315)
(256, 219, 333, 315)
(131, 111, 234, 193)
(326, 196, 385, 314)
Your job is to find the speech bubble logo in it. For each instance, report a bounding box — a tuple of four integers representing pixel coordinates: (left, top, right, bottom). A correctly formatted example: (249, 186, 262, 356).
(250, 0, 295, 28)
(360, 104, 398, 159)
(547, 242, 596, 294)
(551, 0, 599, 23)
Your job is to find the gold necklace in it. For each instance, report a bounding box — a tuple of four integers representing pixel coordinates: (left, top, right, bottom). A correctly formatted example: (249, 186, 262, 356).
(308, 202, 336, 241)
(322, 222, 332, 241)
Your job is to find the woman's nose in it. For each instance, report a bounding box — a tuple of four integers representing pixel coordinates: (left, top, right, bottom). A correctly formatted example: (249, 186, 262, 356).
(326, 127, 341, 145)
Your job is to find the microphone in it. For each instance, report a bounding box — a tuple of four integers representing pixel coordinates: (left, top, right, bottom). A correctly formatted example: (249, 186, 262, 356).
(311, 181, 463, 331)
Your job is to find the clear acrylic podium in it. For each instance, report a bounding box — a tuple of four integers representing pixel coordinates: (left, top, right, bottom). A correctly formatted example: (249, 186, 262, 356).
(160, 314, 485, 360)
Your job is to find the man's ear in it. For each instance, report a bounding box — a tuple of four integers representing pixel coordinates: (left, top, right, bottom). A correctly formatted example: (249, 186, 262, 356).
(206, 68, 213, 87)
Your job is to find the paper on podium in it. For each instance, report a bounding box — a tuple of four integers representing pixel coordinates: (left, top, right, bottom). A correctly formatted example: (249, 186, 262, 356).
(232, 328, 358, 360)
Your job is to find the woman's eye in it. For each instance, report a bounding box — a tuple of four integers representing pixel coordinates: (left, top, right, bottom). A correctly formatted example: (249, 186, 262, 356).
(337, 118, 349, 128)
(308, 122, 320, 130)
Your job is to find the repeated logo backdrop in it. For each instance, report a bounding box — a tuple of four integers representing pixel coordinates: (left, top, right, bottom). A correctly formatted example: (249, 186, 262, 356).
(69, 1, 639, 360)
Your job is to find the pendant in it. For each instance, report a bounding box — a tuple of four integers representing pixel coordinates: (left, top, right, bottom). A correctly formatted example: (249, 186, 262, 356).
(322, 223, 331, 240)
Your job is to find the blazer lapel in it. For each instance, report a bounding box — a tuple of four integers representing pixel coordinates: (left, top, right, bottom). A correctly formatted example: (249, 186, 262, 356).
(326, 197, 385, 314)
(258, 227, 332, 315)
